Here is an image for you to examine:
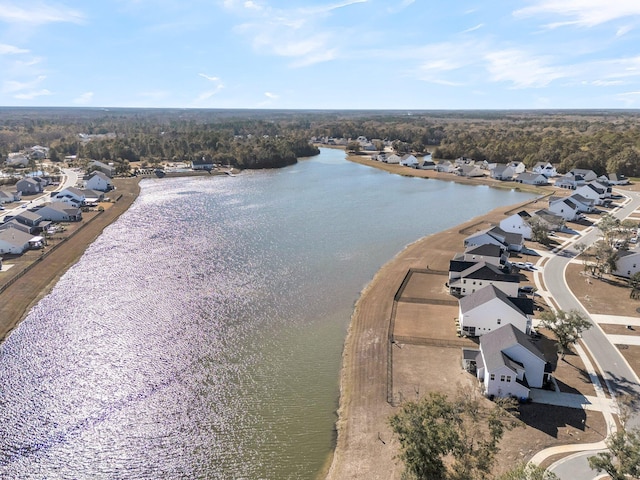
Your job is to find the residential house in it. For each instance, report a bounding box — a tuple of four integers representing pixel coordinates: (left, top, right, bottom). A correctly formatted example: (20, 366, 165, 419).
(85, 171, 113, 192)
(613, 250, 640, 278)
(52, 187, 86, 207)
(532, 209, 565, 231)
(0, 190, 21, 204)
(463, 323, 550, 399)
(464, 226, 524, 252)
(574, 182, 611, 205)
(554, 175, 580, 190)
(435, 160, 456, 173)
(32, 202, 82, 222)
(0, 220, 32, 234)
(455, 156, 474, 166)
(28, 145, 49, 160)
(448, 261, 520, 297)
(416, 159, 437, 170)
(0, 227, 43, 254)
(14, 210, 46, 233)
(384, 154, 401, 164)
(16, 178, 42, 195)
(458, 284, 533, 337)
(598, 173, 629, 186)
(191, 156, 215, 170)
(456, 164, 485, 178)
(5, 153, 30, 168)
(569, 169, 598, 183)
(532, 162, 558, 177)
(399, 154, 419, 167)
(454, 244, 508, 268)
(508, 161, 526, 174)
(499, 211, 533, 240)
(490, 164, 516, 181)
(568, 193, 596, 213)
(548, 197, 580, 221)
(514, 172, 548, 186)
(89, 160, 116, 178)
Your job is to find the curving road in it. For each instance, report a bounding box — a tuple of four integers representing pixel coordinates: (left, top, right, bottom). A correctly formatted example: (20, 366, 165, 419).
(543, 190, 640, 479)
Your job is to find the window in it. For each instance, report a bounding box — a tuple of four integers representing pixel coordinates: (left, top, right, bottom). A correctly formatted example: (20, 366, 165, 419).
(500, 375, 505, 382)
(490, 374, 495, 381)
(506, 376, 511, 382)
(497, 319, 501, 325)
(472, 281, 476, 285)
(463, 279, 467, 284)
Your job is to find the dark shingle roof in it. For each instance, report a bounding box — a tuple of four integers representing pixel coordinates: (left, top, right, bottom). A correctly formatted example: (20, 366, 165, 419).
(460, 262, 519, 283)
(459, 284, 530, 315)
(480, 323, 546, 373)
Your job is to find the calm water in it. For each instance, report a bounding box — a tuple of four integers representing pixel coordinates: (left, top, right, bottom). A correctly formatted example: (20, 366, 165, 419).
(0, 149, 535, 479)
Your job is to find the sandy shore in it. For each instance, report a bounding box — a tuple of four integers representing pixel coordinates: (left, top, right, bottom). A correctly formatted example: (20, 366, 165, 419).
(325, 157, 557, 479)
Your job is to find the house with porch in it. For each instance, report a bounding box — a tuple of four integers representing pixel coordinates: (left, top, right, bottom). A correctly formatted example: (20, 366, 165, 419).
(568, 193, 596, 213)
(0, 227, 43, 254)
(435, 160, 456, 173)
(490, 164, 516, 181)
(574, 182, 611, 205)
(456, 164, 485, 177)
(458, 284, 533, 337)
(384, 154, 401, 164)
(399, 154, 419, 167)
(0, 190, 21, 204)
(462, 323, 550, 399)
(532, 209, 565, 231)
(508, 161, 526, 174)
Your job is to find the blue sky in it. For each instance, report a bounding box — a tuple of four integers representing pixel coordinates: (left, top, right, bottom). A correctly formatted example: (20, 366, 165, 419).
(2, 0, 640, 109)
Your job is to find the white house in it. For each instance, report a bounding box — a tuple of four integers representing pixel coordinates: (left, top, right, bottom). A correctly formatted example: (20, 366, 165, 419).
(458, 284, 533, 337)
(599, 173, 629, 186)
(52, 186, 86, 207)
(384, 154, 401, 164)
(500, 211, 533, 240)
(0, 190, 21, 204)
(417, 159, 437, 170)
(85, 171, 113, 192)
(548, 197, 580, 221)
(569, 169, 598, 183)
(456, 165, 485, 177)
(448, 261, 520, 297)
(399, 154, 419, 167)
(464, 226, 524, 252)
(568, 194, 595, 213)
(5, 153, 30, 167)
(574, 182, 611, 205)
(514, 172, 548, 186)
(89, 160, 116, 178)
(613, 250, 640, 278)
(508, 161, 526, 174)
(463, 323, 549, 399)
(532, 162, 558, 177)
(435, 160, 456, 173)
(0, 227, 43, 254)
(32, 202, 82, 222)
(491, 165, 516, 181)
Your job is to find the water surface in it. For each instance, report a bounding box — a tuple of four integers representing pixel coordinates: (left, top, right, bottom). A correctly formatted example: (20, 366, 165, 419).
(0, 149, 535, 479)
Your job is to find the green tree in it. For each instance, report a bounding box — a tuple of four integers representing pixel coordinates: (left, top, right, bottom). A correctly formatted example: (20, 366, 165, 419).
(389, 388, 519, 480)
(540, 309, 592, 359)
(588, 427, 640, 480)
(346, 140, 361, 153)
(530, 217, 551, 244)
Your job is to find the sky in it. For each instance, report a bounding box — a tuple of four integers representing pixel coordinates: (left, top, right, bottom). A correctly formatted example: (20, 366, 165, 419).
(2, 0, 640, 109)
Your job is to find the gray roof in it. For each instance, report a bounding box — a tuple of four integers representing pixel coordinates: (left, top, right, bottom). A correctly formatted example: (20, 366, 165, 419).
(459, 261, 519, 283)
(450, 259, 478, 273)
(459, 284, 531, 316)
(16, 210, 42, 223)
(479, 324, 546, 372)
(570, 193, 595, 206)
(465, 243, 503, 258)
(489, 226, 523, 247)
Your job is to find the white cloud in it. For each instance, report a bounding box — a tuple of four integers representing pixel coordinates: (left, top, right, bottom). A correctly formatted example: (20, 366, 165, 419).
(461, 23, 484, 34)
(0, 43, 29, 54)
(0, 1, 85, 25)
(616, 25, 633, 36)
(3, 75, 47, 93)
(193, 74, 225, 105)
(73, 91, 94, 105)
(514, 0, 640, 28)
(616, 91, 640, 106)
(484, 49, 567, 88)
(264, 91, 278, 99)
(199, 73, 221, 82)
(14, 89, 52, 99)
(225, 0, 368, 67)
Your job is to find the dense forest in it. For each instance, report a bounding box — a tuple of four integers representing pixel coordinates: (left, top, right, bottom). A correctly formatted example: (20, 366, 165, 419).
(2, 108, 640, 176)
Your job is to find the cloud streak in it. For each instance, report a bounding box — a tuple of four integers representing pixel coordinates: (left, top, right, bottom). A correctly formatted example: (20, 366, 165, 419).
(0, 1, 85, 25)
(514, 0, 640, 28)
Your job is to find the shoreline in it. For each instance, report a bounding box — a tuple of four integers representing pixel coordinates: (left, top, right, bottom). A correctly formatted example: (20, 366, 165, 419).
(325, 154, 559, 479)
(0, 177, 142, 343)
